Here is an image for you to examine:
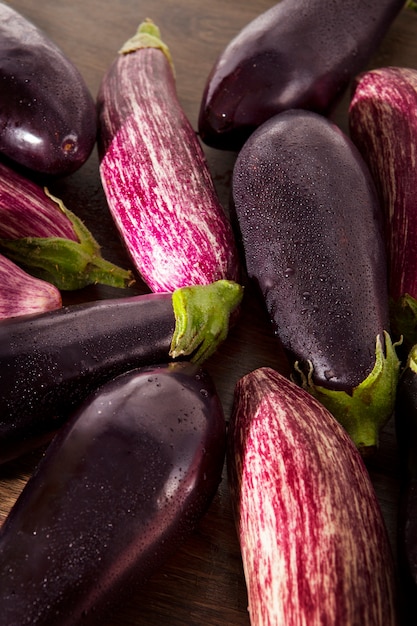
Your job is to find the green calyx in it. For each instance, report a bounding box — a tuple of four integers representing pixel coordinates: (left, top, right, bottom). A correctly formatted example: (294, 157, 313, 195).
(406, 344, 417, 374)
(118, 18, 174, 72)
(0, 189, 134, 291)
(390, 293, 417, 356)
(170, 279, 244, 364)
(295, 331, 401, 455)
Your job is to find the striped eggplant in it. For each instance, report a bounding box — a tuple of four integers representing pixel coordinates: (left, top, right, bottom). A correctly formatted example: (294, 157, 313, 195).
(228, 366, 398, 625)
(0, 252, 61, 319)
(231, 109, 400, 453)
(97, 19, 240, 293)
(0, 361, 226, 626)
(349, 66, 417, 355)
(0, 279, 242, 463)
(0, 2, 96, 176)
(0, 160, 133, 290)
(394, 344, 417, 621)
(198, 0, 406, 151)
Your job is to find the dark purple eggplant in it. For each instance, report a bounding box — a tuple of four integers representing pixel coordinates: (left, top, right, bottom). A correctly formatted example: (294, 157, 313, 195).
(231, 109, 400, 453)
(198, 0, 405, 151)
(0, 279, 242, 464)
(0, 2, 96, 176)
(395, 345, 417, 621)
(0, 361, 226, 626)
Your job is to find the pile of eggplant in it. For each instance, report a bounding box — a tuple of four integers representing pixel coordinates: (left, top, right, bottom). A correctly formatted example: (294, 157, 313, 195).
(1, 0, 417, 624)
(0, 4, 242, 624)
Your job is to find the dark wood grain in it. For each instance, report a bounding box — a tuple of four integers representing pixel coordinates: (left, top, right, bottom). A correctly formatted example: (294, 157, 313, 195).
(0, 1, 416, 624)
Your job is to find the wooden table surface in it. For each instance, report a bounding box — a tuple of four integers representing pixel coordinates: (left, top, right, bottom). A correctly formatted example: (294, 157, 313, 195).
(1, 1, 417, 624)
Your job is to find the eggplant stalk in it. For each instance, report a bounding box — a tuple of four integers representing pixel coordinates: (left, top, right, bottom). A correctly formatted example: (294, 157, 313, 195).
(295, 331, 401, 454)
(0, 188, 133, 290)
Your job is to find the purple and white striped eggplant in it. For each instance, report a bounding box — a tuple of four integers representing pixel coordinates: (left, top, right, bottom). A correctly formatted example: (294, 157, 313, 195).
(97, 19, 240, 293)
(228, 367, 398, 625)
(349, 67, 417, 354)
(0, 252, 61, 319)
(0, 160, 133, 290)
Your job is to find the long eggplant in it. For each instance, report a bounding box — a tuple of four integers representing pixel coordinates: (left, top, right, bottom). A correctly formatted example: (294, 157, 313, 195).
(97, 20, 240, 293)
(0, 279, 242, 464)
(349, 66, 417, 355)
(228, 367, 398, 625)
(198, 0, 406, 151)
(0, 361, 226, 626)
(0, 252, 62, 319)
(231, 109, 400, 453)
(0, 160, 133, 290)
(394, 345, 417, 621)
(0, 2, 96, 176)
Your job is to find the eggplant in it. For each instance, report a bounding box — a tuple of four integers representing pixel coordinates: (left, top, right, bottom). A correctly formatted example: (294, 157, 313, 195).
(0, 160, 133, 290)
(228, 367, 398, 625)
(231, 109, 400, 453)
(198, 0, 406, 151)
(0, 2, 97, 176)
(97, 20, 240, 293)
(227, 367, 397, 626)
(0, 361, 226, 626)
(349, 66, 417, 355)
(0, 279, 242, 464)
(0, 252, 62, 319)
(394, 345, 417, 621)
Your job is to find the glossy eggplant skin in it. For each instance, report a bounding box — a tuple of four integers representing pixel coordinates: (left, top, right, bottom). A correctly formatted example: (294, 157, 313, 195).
(0, 2, 97, 176)
(395, 347, 417, 620)
(198, 0, 405, 151)
(232, 109, 389, 391)
(0, 361, 226, 626)
(0, 292, 175, 463)
(231, 110, 399, 452)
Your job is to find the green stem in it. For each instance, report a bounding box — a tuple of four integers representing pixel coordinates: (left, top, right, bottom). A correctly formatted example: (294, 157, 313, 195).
(118, 18, 174, 72)
(0, 190, 134, 291)
(390, 293, 417, 358)
(170, 280, 244, 364)
(295, 331, 401, 455)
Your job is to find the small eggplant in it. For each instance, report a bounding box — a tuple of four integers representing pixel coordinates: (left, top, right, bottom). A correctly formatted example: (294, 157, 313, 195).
(0, 252, 61, 319)
(228, 367, 398, 625)
(0, 2, 97, 176)
(231, 109, 400, 453)
(97, 20, 240, 293)
(0, 160, 133, 290)
(0, 279, 242, 463)
(198, 0, 406, 150)
(0, 361, 226, 626)
(394, 345, 417, 619)
(349, 66, 417, 355)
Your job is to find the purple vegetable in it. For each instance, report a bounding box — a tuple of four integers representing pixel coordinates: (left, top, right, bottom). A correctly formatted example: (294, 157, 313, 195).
(198, 0, 405, 151)
(97, 19, 240, 293)
(0, 252, 61, 319)
(349, 66, 417, 353)
(0, 2, 97, 176)
(231, 109, 400, 453)
(0, 279, 242, 463)
(0, 361, 226, 625)
(228, 367, 398, 625)
(0, 160, 133, 290)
